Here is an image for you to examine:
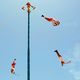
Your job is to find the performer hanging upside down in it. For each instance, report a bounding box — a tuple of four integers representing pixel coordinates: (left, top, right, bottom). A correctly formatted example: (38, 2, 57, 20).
(41, 15, 60, 26)
(11, 59, 16, 74)
(54, 50, 71, 66)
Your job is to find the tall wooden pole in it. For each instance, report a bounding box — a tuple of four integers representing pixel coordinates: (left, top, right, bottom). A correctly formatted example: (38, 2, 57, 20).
(22, 2, 35, 80)
(27, 11, 30, 80)
(27, 2, 31, 80)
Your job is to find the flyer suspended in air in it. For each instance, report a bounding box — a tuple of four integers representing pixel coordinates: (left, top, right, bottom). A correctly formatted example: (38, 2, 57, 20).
(41, 15, 60, 26)
(22, 2, 36, 13)
(11, 59, 16, 74)
(54, 50, 71, 66)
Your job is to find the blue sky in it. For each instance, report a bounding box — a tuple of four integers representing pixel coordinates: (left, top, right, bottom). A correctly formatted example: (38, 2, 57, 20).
(0, 0, 80, 80)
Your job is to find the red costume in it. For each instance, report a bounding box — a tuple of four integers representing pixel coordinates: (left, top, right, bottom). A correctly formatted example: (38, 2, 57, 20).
(12, 61, 16, 68)
(42, 15, 60, 26)
(45, 17, 54, 22)
(11, 59, 16, 74)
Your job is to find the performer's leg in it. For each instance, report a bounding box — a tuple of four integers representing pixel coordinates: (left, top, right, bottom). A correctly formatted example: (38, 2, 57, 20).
(54, 50, 61, 57)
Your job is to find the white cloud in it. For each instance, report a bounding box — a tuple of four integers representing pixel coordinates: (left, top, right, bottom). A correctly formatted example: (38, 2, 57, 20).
(73, 43, 80, 61)
(69, 69, 80, 80)
(69, 43, 80, 80)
